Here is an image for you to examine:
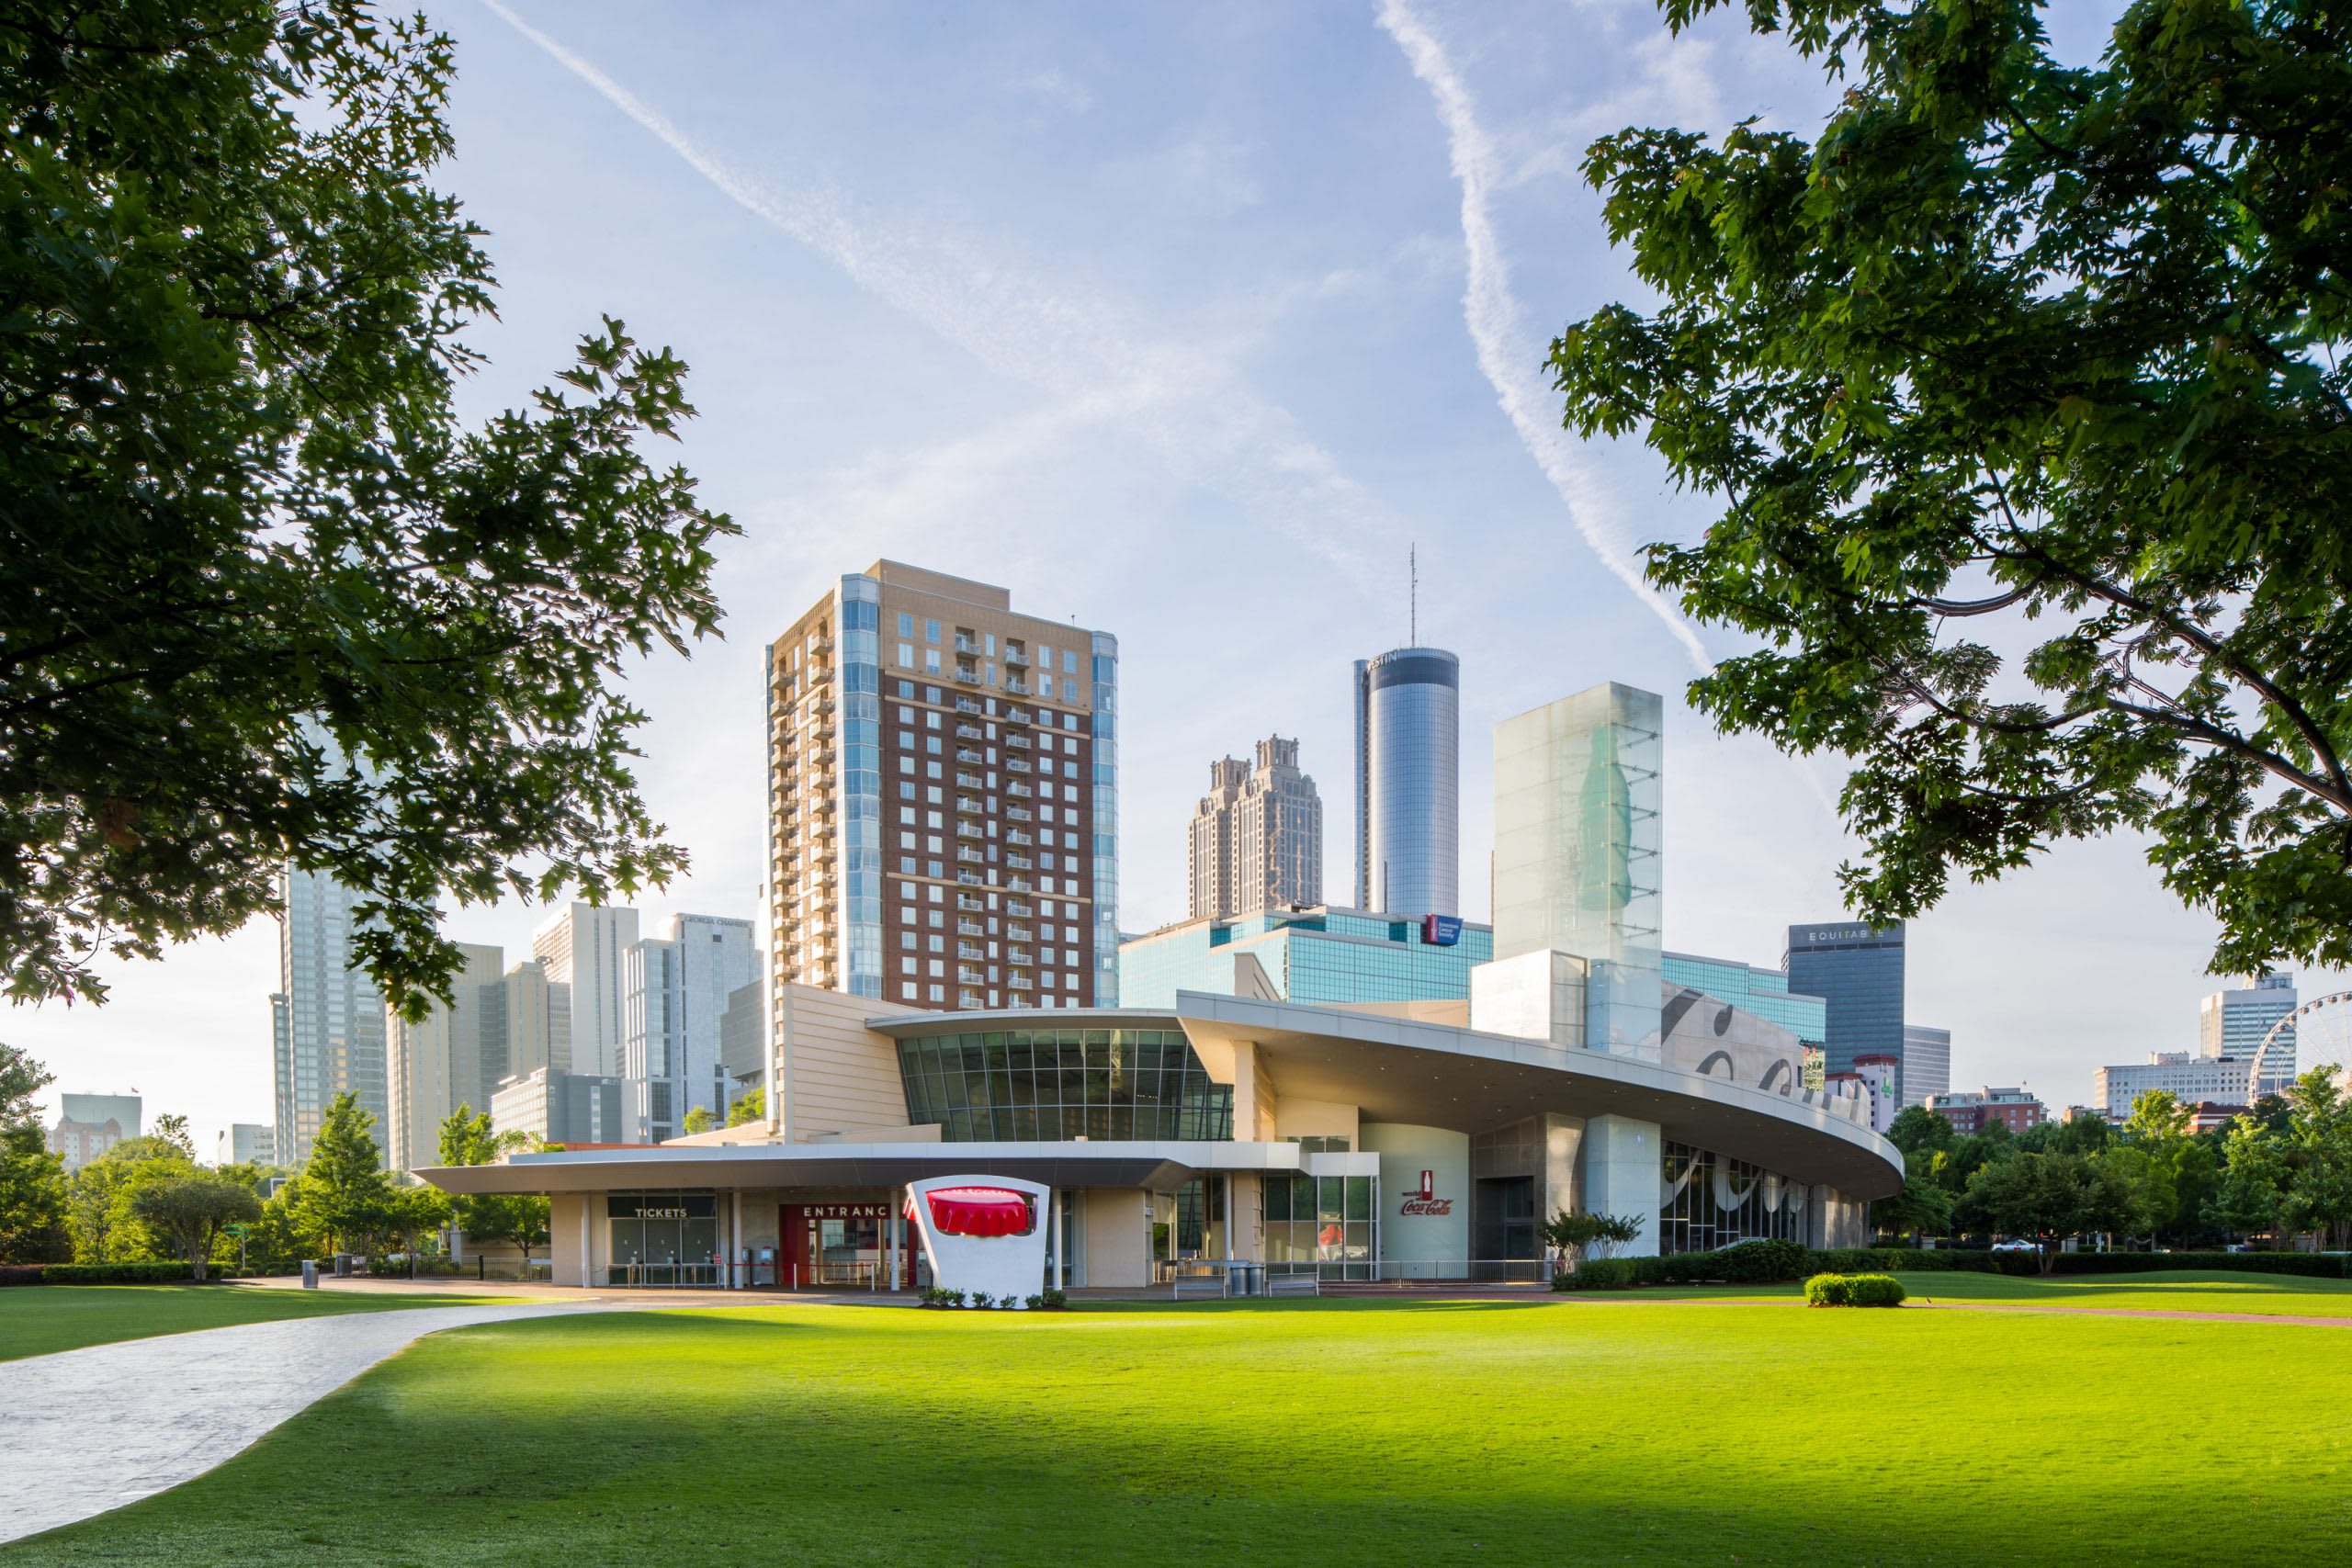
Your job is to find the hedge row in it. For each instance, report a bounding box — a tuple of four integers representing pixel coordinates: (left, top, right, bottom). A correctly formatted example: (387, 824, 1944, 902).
(1554, 1244, 2350, 1291)
(2, 1261, 199, 1285)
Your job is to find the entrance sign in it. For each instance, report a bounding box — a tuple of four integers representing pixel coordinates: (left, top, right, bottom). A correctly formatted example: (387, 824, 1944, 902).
(906, 1174, 1050, 1305)
(1398, 1168, 1453, 1217)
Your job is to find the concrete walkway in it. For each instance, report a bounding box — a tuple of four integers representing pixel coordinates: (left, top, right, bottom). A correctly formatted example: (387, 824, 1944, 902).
(0, 1301, 604, 1545)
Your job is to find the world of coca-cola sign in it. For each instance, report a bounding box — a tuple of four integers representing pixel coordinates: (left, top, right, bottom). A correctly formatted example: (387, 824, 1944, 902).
(1397, 1168, 1453, 1217)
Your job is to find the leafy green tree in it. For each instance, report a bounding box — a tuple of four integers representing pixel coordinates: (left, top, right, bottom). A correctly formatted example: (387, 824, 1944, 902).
(1959, 1152, 2092, 1272)
(1554, 0, 2352, 976)
(150, 1113, 196, 1162)
(724, 1087, 766, 1129)
(1, 1, 733, 1013)
(1886, 1104, 1954, 1159)
(2204, 1114, 2289, 1240)
(2086, 1145, 2171, 1250)
(1939, 1123, 2014, 1200)
(0, 1043, 69, 1262)
(130, 1173, 260, 1281)
(2279, 1066, 2352, 1250)
(285, 1092, 394, 1255)
(1540, 1210, 1644, 1267)
(682, 1106, 715, 1135)
(1873, 1158, 1952, 1247)
(435, 1104, 548, 1254)
(66, 1132, 198, 1262)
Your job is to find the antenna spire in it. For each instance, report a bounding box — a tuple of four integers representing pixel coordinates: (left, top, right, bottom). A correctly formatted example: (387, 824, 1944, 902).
(1410, 544, 1418, 645)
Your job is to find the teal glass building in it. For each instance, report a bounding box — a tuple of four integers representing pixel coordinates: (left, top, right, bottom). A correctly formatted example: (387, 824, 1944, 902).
(1119, 906, 1494, 1010)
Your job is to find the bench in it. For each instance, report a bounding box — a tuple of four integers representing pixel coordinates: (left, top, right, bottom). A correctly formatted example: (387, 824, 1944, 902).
(1265, 1272, 1320, 1298)
(1170, 1272, 1228, 1301)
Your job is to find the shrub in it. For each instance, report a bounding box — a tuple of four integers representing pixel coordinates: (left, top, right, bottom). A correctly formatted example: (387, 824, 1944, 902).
(37, 1261, 198, 1284)
(1806, 1272, 1906, 1307)
(1553, 1257, 1637, 1291)
(919, 1286, 966, 1308)
(1023, 1289, 1070, 1311)
(968, 1292, 993, 1309)
(0, 1264, 49, 1287)
(1718, 1238, 1808, 1283)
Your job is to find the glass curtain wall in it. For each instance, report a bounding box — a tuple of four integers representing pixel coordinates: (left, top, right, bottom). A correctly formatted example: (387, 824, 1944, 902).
(1656, 1143, 1806, 1253)
(895, 1027, 1233, 1142)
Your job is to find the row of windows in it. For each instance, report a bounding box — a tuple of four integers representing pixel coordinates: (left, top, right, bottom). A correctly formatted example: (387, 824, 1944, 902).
(892, 680, 1086, 727)
(1657, 1141, 1806, 1253)
(896, 1029, 1233, 1142)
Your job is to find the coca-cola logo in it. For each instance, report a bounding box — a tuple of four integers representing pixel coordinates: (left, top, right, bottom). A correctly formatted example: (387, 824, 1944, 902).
(1397, 1168, 1453, 1217)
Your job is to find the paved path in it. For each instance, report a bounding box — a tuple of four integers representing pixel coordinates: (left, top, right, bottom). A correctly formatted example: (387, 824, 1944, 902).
(0, 1302, 603, 1545)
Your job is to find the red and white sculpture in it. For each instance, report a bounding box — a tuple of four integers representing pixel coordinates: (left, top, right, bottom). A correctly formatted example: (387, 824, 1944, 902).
(905, 1174, 1051, 1306)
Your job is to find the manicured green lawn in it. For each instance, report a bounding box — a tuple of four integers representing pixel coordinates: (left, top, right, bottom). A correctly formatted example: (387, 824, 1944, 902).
(1559, 1269, 2352, 1317)
(12, 1289, 2352, 1566)
(0, 1284, 526, 1362)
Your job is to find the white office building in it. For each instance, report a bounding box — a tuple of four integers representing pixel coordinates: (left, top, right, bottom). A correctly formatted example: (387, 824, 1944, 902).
(2199, 973, 2297, 1097)
(2093, 1052, 2253, 1120)
(533, 903, 641, 1078)
(624, 915, 761, 1142)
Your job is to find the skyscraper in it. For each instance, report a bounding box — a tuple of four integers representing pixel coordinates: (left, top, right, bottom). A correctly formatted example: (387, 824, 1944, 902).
(1187, 736, 1323, 919)
(1352, 647, 1459, 916)
(767, 560, 1119, 1017)
(274, 867, 390, 1168)
(624, 913, 760, 1141)
(385, 941, 506, 1173)
(2200, 972, 2298, 1098)
(1492, 682, 1664, 1052)
(1786, 921, 1907, 1101)
(1901, 1024, 1952, 1109)
(532, 902, 640, 1078)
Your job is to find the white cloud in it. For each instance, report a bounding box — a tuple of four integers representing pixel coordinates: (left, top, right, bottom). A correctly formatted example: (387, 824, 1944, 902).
(1376, 0, 1714, 673)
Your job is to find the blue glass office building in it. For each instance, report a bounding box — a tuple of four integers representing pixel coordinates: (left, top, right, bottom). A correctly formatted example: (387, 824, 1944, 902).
(1120, 907, 1494, 1010)
(1784, 921, 1906, 1097)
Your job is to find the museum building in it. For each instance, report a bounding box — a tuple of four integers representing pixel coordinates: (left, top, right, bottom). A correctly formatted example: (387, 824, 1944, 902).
(422, 976, 1904, 1292)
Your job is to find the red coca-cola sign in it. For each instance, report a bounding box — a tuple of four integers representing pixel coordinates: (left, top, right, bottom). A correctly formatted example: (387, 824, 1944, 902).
(1397, 1168, 1453, 1217)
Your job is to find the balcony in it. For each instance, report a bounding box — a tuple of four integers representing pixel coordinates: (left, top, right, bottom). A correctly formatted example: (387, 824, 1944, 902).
(811, 637, 834, 656)
(1006, 706, 1032, 725)
(954, 669, 982, 684)
(956, 772, 983, 790)
(956, 723, 982, 740)
(956, 795, 983, 815)
(1009, 876, 1035, 893)
(1005, 806, 1033, 823)
(956, 747, 983, 764)
(956, 697, 982, 715)
(956, 817, 984, 841)
(958, 944, 987, 963)
(809, 663, 832, 684)
(956, 848, 984, 864)
(955, 636, 978, 655)
(1005, 758, 1032, 774)
(957, 920, 985, 938)
(956, 895, 984, 912)
(958, 966, 987, 986)
(813, 696, 836, 715)
(1005, 679, 1030, 696)
(1003, 649, 1030, 668)
(1007, 830, 1034, 847)
(1007, 900, 1034, 918)
(957, 871, 984, 886)
(1006, 853, 1034, 871)
(1005, 732, 1031, 750)
(1006, 782, 1033, 799)
(1008, 948, 1033, 965)
(815, 796, 836, 815)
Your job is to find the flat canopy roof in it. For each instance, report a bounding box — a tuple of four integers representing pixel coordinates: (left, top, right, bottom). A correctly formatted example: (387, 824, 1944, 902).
(418, 1138, 1310, 1197)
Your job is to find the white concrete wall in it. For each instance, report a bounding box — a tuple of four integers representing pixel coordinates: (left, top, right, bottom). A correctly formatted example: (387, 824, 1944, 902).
(1361, 1123, 1469, 1269)
(1469, 949, 1587, 1047)
(1079, 1188, 1152, 1288)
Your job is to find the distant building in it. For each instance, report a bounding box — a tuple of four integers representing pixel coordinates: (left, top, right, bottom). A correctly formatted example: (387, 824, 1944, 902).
(502, 956, 572, 1082)
(1787, 921, 1908, 1103)
(533, 903, 641, 1079)
(1925, 1087, 2047, 1136)
(1353, 647, 1460, 918)
(624, 914, 760, 1141)
(1120, 906, 1493, 1010)
(1900, 1024, 1951, 1109)
(386, 942, 508, 1173)
(491, 1068, 628, 1147)
(2200, 973, 2298, 1098)
(275, 867, 390, 1168)
(718, 977, 767, 1115)
(2093, 1052, 2252, 1120)
(2180, 1101, 2248, 1135)
(1188, 737, 1323, 919)
(48, 1093, 141, 1175)
(215, 1123, 276, 1168)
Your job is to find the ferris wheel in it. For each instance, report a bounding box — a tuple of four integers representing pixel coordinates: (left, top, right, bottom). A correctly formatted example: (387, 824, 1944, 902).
(2249, 992, 2352, 1101)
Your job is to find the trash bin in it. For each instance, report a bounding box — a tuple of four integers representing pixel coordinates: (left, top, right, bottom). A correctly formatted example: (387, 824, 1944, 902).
(301, 1259, 318, 1290)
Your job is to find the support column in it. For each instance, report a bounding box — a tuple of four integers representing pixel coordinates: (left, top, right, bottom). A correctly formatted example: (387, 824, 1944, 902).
(1581, 1114, 1661, 1258)
(1051, 1188, 1066, 1291)
(729, 1190, 742, 1291)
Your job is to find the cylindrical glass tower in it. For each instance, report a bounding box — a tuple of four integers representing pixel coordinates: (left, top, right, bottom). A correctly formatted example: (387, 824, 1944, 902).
(1352, 647, 1460, 917)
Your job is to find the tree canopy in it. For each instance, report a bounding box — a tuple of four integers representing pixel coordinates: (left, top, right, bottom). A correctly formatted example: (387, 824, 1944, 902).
(0, 1043, 69, 1262)
(1555, 0, 2352, 973)
(130, 1171, 259, 1281)
(2, 1, 733, 1012)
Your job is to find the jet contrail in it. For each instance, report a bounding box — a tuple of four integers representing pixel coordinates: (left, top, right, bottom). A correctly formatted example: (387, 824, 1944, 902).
(1376, 0, 1713, 673)
(479, 0, 1398, 587)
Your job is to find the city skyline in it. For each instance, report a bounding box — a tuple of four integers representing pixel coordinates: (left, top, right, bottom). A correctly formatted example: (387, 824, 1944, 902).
(10, 0, 2340, 1144)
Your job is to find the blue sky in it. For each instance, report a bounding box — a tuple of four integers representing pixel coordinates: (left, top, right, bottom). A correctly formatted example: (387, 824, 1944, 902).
(22, 0, 2335, 1147)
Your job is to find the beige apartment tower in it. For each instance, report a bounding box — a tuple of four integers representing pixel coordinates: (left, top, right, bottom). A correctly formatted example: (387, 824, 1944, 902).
(1187, 737, 1322, 919)
(764, 562, 1120, 1046)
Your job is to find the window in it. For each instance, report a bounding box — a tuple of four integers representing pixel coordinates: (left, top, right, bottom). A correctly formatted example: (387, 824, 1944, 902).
(899, 612, 914, 637)
(898, 855, 915, 874)
(925, 619, 941, 644)
(899, 782, 915, 800)
(898, 756, 914, 774)
(1064, 649, 1078, 674)
(898, 807, 914, 825)
(898, 729, 913, 750)
(925, 649, 940, 673)
(925, 711, 942, 729)
(898, 643, 914, 667)
(926, 810, 943, 829)
(897, 680, 913, 698)
(1064, 761, 1079, 779)
(1038, 675, 1053, 698)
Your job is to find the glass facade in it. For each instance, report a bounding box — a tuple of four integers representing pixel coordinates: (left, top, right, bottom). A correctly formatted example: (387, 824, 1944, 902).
(1656, 1143, 1805, 1253)
(1661, 952, 1828, 1052)
(1261, 1172, 1377, 1279)
(1353, 649, 1461, 917)
(605, 1191, 721, 1287)
(1785, 921, 1906, 1098)
(1492, 683, 1664, 1054)
(1120, 908, 1493, 1010)
(840, 576, 884, 999)
(894, 1026, 1233, 1142)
